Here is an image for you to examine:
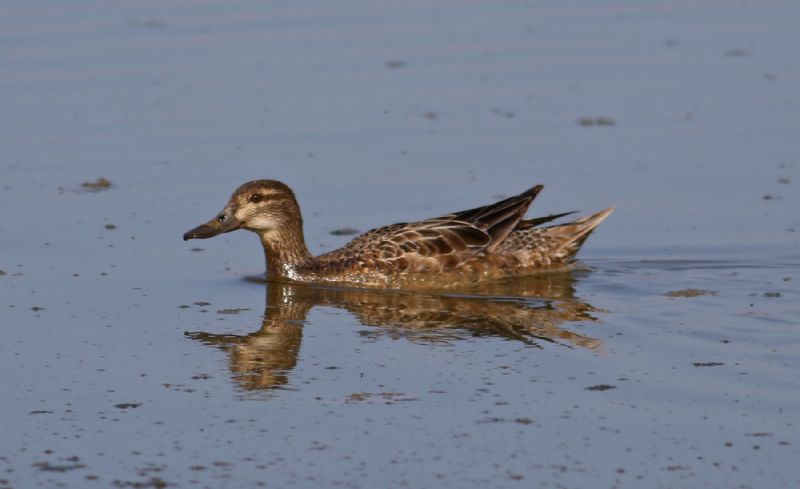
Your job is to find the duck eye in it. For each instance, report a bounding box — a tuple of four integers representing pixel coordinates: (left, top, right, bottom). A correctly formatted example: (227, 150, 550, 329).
(249, 194, 263, 203)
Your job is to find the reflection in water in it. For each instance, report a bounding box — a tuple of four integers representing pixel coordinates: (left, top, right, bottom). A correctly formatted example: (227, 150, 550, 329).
(185, 272, 604, 391)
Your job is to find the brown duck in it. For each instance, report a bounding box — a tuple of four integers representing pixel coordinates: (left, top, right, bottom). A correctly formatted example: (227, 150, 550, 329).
(183, 180, 613, 289)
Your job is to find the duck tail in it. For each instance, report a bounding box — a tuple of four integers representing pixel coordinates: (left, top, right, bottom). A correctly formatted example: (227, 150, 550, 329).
(541, 207, 614, 262)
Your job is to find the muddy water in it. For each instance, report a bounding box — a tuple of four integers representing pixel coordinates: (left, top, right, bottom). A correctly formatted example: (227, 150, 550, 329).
(2, 1, 799, 488)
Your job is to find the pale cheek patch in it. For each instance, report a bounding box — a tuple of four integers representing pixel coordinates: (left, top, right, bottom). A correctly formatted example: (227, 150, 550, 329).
(248, 214, 279, 230)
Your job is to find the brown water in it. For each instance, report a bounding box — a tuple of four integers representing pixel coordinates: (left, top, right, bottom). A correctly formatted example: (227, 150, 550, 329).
(2, 1, 799, 488)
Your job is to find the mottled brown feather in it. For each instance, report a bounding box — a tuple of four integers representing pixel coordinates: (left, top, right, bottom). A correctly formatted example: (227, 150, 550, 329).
(316, 184, 543, 274)
(184, 180, 613, 288)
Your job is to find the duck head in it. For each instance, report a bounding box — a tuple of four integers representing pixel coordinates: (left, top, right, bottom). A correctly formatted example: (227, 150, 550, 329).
(183, 180, 303, 241)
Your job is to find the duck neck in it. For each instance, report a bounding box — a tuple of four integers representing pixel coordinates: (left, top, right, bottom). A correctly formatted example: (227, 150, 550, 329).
(259, 226, 313, 281)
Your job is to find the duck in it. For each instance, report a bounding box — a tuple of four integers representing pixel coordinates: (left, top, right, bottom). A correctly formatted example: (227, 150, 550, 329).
(183, 180, 613, 289)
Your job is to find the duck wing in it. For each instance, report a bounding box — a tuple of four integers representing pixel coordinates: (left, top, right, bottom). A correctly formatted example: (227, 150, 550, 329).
(331, 185, 543, 272)
(438, 184, 543, 253)
(515, 211, 578, 230)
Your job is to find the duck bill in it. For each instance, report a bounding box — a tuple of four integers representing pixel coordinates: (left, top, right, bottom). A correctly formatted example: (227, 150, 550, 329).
(183, 216, 241, 241)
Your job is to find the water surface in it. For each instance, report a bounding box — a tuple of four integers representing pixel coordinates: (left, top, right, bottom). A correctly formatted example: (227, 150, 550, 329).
(1, 1, 799, 488)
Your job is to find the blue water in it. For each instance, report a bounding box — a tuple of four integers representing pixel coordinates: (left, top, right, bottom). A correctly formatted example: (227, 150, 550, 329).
(1, 1, 799, 488)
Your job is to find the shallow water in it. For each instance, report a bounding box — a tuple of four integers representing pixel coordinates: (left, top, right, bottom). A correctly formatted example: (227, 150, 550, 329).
(2, 1, 800, 488)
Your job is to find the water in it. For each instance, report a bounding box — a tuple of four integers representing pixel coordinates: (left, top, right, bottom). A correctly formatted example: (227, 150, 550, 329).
(1, 1, 799, 488)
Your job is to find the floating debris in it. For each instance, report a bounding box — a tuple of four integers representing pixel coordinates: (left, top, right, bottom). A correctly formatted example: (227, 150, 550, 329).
(80, 177, 112, 192)
(34, 460, 86, 473)
(476, 417, 535, 425)
(665, 289, 719, 298)
(112, 477, 169, 488)
(114, 403, 142, 409)
(346, 392, 417, 403)
(329, 228, 359, 236)
(763, 292, 781, 298)
(585, 384, 616, 391)
(693, 362, 724, 367)
(104, 223, 117, 230)
(577, 117, 615, 127)
(216, 308, 250, 315)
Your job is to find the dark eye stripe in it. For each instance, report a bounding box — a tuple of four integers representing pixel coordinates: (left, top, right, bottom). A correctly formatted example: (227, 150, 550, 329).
(249, 194, 263, 203)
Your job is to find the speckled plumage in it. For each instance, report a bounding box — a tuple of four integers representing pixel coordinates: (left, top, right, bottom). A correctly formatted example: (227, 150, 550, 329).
(183, 180, 613, 289)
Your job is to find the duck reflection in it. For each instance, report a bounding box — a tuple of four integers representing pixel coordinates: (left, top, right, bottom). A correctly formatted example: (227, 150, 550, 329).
(185, 272, 603, 391)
